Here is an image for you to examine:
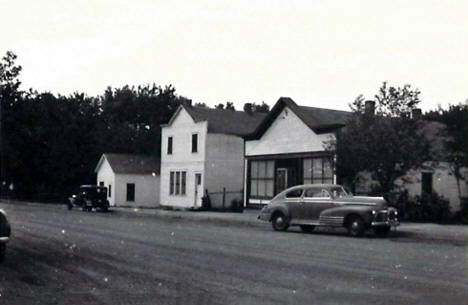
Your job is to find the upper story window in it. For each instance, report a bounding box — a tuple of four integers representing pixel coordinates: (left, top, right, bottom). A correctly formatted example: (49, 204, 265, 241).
(192, 134, 198, 153)
(167, 136, 173, 155)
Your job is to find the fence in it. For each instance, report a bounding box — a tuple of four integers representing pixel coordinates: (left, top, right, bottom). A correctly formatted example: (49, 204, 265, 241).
(204, 188, 243, 211)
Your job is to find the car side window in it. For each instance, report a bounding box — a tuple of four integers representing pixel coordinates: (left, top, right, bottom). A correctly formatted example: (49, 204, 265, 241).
(285, 189, 303, 198)
(304, 188, 330, 198)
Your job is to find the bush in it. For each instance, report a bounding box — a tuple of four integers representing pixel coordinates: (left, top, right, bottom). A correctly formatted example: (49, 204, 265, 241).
(387, 190, 451, 223)
(460, 198, 468, 224)
(406, 193, 450, 223)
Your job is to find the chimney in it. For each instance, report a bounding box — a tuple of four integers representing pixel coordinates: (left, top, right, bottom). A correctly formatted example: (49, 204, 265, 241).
(411, 108, 422, 120)
(182, 99, 192, 107)
(364, 100, 375, 115)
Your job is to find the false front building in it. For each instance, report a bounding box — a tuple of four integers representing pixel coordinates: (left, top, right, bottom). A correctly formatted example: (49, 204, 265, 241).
(243, 97, 350, 206)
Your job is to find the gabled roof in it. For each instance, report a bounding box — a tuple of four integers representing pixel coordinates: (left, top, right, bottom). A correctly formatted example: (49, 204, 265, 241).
(95, 153, 160, 175)
(163, 105, 267, 136)
(245, 97, 351, 140)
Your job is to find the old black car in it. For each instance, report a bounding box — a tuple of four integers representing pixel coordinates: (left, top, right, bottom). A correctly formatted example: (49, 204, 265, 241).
(68, 185, 110, 212)
(0, 209, 11, 262)
(258, 184, 399, 237)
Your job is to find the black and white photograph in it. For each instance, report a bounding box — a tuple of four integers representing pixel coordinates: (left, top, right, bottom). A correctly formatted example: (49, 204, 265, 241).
(1, 1, 467, 304)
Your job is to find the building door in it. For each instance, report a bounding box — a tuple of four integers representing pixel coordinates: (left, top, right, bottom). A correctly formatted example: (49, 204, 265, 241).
(194, 173, 202, 207)
(276, 168, 288, 194)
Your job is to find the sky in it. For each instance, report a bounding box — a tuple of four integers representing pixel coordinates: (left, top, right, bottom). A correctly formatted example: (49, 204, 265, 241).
(2, 0, 468, 111)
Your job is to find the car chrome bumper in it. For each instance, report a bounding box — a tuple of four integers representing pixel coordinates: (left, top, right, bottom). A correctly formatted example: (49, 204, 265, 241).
(0, 236, 9, 243)
(371, 219, 399, 227)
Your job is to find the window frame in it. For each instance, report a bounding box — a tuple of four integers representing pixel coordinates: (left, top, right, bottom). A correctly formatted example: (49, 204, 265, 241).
(126, 183, 135, 202)
(191, 133, 198, 153)
(167, 136, 173, 155)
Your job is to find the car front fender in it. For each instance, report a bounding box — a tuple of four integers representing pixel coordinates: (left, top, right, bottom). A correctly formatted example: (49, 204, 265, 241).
(320, 206, 374, 226)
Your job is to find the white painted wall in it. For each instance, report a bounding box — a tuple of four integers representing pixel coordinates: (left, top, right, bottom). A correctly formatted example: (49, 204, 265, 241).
(396, 162, 468, 212)
(160, 107, 208, 208)
(114, 173, 160, 207)
(96, 158, 116, 206)
(205, 133, 244, 209)
(245, 107, 334, 156)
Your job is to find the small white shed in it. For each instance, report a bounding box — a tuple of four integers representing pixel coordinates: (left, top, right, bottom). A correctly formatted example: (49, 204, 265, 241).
(95, 153, 160, 207)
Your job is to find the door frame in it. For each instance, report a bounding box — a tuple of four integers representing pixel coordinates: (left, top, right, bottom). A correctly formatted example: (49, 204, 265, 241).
(194, 172, 202, 207)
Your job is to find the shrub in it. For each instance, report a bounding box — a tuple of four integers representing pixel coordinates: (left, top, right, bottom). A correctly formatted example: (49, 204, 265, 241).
(230, 198, 244, 213)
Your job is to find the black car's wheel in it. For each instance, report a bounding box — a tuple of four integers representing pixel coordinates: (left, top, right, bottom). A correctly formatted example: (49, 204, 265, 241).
(67, 203, 73, 210)
(101, 206, 108, 212)
(300, 225, 315, 233)
(347, 216, 365, 237)
(272, 213, 289, 232)
(0, 244, 6, 262)
(374, 226, 390, 237)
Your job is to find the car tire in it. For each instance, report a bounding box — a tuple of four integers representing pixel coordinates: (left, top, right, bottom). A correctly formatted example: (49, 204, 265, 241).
(101, 206, 108, 213)
(347, 216, 365, 237)
(300, 225, 315, 233)
(374, 226, 390, 237)
(67, 203, 73, 210)
(0, 244, 5, 263)
(272, 213, 289, 232)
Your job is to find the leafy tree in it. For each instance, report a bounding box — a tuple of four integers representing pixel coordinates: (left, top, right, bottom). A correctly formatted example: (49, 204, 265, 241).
(243, 102, 270, 113)
(215, 103, 224, 110)
(328, 82, 430, 195)
(194, 102, 208, 108)
(351, 81, 421, 117)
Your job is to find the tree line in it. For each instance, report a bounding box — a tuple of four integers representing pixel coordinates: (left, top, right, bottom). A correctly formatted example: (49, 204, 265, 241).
(0, 51, 268, 201)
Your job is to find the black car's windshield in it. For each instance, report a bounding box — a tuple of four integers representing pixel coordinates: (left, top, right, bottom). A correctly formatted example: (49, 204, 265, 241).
(329, 186, 351, 198)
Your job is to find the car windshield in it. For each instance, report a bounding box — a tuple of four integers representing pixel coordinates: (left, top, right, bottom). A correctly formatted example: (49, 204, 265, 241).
(329, 186, 350, 198)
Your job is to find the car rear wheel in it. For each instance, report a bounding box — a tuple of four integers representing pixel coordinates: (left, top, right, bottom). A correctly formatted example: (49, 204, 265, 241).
(272, 213, 289, 232)
(300, 225, 315, 233)
(347, 216, 365, 237)
(374, 226, 390, 237)
(101, 206, 108, 212)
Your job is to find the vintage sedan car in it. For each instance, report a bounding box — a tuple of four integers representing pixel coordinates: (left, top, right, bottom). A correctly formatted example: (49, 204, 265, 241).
(0, 209, 11, 262)
(258, 184, 399, 237)
(68, 185, 110, 212)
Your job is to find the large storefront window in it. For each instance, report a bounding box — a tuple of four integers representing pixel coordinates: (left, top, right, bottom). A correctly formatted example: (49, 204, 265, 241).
(303, 157, 333, 184)
(250, 160, 274, 198)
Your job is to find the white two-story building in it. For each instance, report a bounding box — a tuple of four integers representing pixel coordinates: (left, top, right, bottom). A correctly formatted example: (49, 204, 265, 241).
(160, 102, 266, 209)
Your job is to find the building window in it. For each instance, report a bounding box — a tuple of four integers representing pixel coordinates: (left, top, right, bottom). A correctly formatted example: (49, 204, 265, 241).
(127, 183, 135, 202)
(108, 184, 112, 198)
(181, 172, 186, 195)
(169, 171, 187, 196)
(303, 157, 333, 184)
(167, 136, 173, 155)
(422, 172, 433, 195)
(192, 134, 198, 153)
(170, 172, 175, 195)
(250, 160, 274, 198)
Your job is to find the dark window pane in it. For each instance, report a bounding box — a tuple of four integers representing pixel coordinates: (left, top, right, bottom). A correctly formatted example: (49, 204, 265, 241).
(422, 172, 433, 195)
(181, 172, 186, 195)
(170, 172, 174, 195)
(176, 172, 180, 195)
(192, 134, 198, 153)
(127, 183, 135, 202)
(167, 137, 173, 154)
(285, 189, 303, 198)
(108, 185, 112, 198)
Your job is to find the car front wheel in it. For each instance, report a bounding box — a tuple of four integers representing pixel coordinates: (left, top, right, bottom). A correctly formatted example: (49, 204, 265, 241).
(347, 216, 365, 237)
(272, 213, 289, 232)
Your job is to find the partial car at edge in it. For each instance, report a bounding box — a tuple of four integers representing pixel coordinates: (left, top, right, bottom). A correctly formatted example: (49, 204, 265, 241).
(0, 209, 11, 262)
(258, 184, 399, 237)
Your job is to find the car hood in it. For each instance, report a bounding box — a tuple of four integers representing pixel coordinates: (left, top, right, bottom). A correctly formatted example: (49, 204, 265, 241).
(335, 196, 387, 209)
